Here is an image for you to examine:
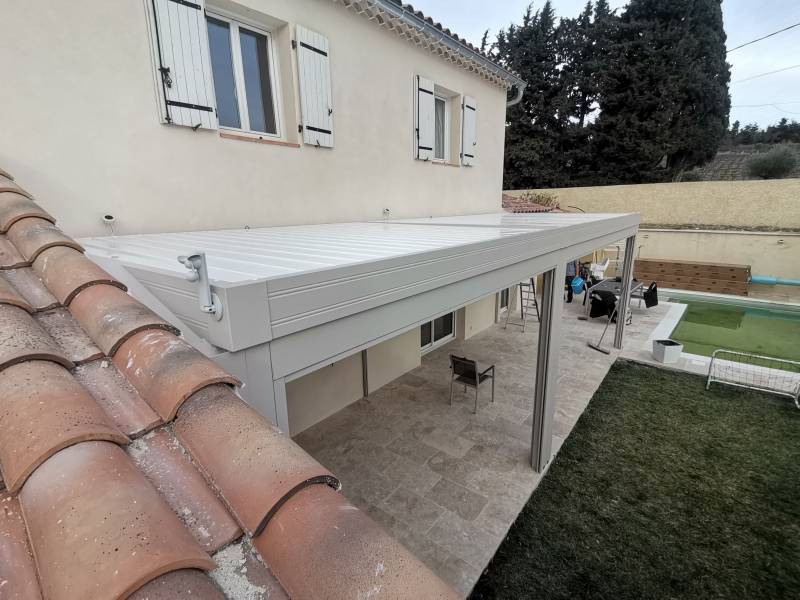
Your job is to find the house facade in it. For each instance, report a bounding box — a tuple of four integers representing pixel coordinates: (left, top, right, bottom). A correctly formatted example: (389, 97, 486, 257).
(0, 0, 523, 238)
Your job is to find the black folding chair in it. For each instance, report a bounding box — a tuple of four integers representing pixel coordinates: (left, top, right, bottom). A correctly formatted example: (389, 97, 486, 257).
(449, 355, 495, 414)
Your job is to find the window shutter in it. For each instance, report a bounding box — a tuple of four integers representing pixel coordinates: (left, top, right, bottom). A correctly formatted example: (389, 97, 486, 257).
(461, 95, 477, 166)
(415, 76, 435, 161)
(296, 26, 334, 148)
(149, 0, 217, 129)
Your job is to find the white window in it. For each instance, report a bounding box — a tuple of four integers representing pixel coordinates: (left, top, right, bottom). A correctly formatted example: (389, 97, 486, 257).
(434, 95, 450, 161)
(499, 288, 510, 312)
(421, 312, 455, 353)
(206, 14, 281, 137)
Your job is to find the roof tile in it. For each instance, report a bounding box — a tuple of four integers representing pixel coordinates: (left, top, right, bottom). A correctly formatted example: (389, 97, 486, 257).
(128, 429, 242, 553)
(32, 246, 125, 305)
(210, 539, 289, 600)
(0, 305, 72, 372)
(0, 274, 33, 312)
(19, 441, 216, 600)
(114, 330, 240, 421)
(128, 569, 225, 600)
(255, 485, 460, 600)
(0, 193, 54, 234)
(174, 385, 339, 536)
(0, 361, 128, 492)
(0, 177, 33, 200)
(0, 269, 59, 312)
(0, 492, 42, 600)
(34, 308, 103, 364)
(0, 167, 12, 180)
(6, 217, 82, 262)
(0, 234, 27, 269)
(74, 360, 162, 438)
(69, 284, 180, 356)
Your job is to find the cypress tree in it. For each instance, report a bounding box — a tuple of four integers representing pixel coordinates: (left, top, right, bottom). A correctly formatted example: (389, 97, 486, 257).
(591, 0, 730, 183)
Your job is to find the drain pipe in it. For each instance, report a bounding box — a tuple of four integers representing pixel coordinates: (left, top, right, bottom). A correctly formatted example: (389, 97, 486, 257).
(751, 275, 800, 287)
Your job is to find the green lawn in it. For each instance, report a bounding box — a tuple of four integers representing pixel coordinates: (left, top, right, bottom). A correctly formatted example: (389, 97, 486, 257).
(470, 361, 800, 600)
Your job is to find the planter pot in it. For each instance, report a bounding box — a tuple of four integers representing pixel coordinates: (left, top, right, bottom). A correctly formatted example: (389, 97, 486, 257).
(652, 339, 683, 364)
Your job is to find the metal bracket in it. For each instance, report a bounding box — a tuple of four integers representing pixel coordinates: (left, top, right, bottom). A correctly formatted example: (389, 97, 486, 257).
(177, 251, 223, 321)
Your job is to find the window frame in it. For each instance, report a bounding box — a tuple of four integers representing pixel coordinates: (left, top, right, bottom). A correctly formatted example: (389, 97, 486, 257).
(206, 11, 284, 139)
(433, 93, 451, 162)
(420, 312, 456, 354)
(498, 288, 510, 313)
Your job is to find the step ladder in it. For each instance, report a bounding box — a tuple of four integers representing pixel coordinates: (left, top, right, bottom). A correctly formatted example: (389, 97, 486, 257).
(504, 277, 541, 332)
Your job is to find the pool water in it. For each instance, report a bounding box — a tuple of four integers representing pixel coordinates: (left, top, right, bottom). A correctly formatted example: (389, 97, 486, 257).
(669, 299, 800, 361)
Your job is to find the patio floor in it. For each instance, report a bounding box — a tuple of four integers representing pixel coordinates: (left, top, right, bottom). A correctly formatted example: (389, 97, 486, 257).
(294, 295, 671, 596)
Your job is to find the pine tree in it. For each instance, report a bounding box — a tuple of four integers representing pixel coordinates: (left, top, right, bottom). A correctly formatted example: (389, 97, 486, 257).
(590, 0, 730, 183)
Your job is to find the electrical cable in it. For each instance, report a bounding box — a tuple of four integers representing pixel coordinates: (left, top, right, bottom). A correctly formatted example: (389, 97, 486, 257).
(727, 22, 800, 53)
(733, 64, 800, 84)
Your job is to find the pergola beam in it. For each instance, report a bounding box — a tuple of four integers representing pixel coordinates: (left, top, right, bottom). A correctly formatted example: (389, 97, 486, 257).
(614, 234, 637, 349)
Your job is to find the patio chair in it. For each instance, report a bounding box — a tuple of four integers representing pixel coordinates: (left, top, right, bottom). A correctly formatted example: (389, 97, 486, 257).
(449, 355, 495, 414)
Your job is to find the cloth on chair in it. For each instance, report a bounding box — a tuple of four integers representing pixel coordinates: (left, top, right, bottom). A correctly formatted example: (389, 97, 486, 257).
(590, 290, 617, 320)
(643, 281, 659, 308)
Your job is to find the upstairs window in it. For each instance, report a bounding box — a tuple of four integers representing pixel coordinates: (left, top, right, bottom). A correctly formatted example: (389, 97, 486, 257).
(434, 95, 450, 161)
(206, 14, 280, 136)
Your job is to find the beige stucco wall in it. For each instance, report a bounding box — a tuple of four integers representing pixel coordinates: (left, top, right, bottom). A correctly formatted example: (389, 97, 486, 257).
(507, 180, 800, 229)
(366, 329, 421, 394)
(0, 0, 508, 238)
(639, 230, 800, 279)
(286, 352, 363, 436)
(457, 295, 498, 340)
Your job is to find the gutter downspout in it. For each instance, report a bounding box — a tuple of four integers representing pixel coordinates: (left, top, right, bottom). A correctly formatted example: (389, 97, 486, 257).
(506, 84, 527, 107)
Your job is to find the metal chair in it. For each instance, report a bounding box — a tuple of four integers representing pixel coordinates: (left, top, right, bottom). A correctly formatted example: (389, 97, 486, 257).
(449, 355, 495, 414)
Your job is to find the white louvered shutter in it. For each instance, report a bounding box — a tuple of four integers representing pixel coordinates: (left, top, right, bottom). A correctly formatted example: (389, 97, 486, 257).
(415, 76, 435, 161)
(296, 26, 334, 148)
(461, 96, 477, 166)
(149, 0, 217, 129)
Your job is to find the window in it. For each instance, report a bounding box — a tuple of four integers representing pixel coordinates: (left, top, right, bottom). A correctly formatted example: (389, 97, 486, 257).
(421, 312, 455, 352)
(499, 288, 510, 312)
(206, 15, 280, 136)
(434, 95, 450, 161)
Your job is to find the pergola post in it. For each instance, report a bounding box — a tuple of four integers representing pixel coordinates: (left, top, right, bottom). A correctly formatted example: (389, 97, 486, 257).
(613, 234, 637, 349)
(531, 263, 565, 472)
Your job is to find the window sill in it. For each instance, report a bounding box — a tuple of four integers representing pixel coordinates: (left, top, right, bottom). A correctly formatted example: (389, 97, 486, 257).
(220, 132, 300, 148)
(431, 161, 460, 168)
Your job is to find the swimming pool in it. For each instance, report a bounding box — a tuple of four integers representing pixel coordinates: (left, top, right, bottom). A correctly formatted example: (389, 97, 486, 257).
(668, 297, 800, 362)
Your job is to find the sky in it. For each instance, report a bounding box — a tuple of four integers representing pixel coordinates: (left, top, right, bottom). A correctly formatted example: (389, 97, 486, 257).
(407, 0, 800, 128)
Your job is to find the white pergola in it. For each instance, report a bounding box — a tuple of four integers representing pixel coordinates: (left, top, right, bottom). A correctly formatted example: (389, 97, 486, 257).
(82, 212, 640, 472)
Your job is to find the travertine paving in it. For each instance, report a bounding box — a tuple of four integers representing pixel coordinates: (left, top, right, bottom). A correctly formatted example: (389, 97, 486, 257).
(295, 297, 669, 597)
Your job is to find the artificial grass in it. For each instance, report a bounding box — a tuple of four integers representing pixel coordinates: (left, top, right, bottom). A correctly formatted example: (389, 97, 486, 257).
(470, 360, 800, 600)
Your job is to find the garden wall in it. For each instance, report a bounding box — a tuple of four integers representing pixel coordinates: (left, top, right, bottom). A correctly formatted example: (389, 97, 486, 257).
(506, 179, 800, 229)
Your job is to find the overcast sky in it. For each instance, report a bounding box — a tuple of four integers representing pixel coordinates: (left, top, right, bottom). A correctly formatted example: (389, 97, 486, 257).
(408, 0, 800, 128)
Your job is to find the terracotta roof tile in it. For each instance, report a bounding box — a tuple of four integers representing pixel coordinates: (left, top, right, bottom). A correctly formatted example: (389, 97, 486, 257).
(19, 441, 216, 600)
(0, 269, 58, 312)
(0, 193, 54, 234)
(128, 569, 225, 600)
(0, 274, 33, 312)
(0, 492, 42, 600)
(114, 330, 240, 421)
(32, 246, 125, 305)
(502, 193, 558, 214)
(255, 485, 460, 600)
(74, 360, 162, 438)
(0, 167, 12, 180)
(0, 361, 128, 492)
(174, 385, 340, 536)
(69, 284, 180, 356)
(0, 305, 72, 372)
(5, 217, 82, 263)
(33, 308, 103, 364)
(0, 177, 33, 200)
(210, 539, 289, 600)
(128, 429, 242, 553)
(0, 234, 27, 269)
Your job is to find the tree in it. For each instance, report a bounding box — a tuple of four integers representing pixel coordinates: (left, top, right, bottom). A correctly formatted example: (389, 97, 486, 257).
(747, 147, 797, 179)
(590, 0, 731, 183)
(495, 2, 568, 189)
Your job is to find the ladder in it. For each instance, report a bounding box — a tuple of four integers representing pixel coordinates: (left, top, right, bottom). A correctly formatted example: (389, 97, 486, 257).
(504, 277, 541, 332)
